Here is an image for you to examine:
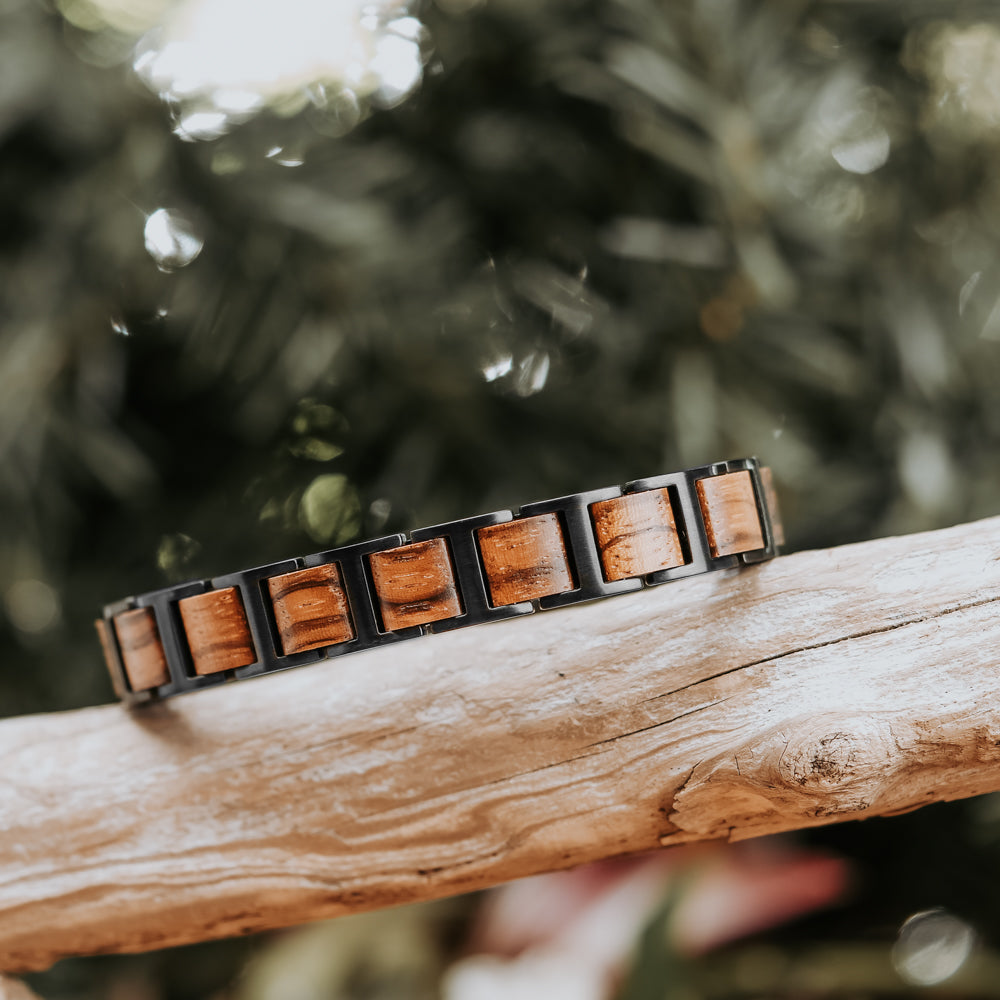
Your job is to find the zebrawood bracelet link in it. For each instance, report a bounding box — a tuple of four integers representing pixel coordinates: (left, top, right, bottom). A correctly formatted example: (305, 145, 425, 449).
(97, 457, 783, 705)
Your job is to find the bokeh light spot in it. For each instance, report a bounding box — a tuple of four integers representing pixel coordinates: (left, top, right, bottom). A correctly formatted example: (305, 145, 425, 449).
(143, 208, 204, 271)
(513, 351, 550, 397)
(300, 473, 361, 544)
(481, 353, 513, 382)
(4, 579, 61, 635)
(893, 908, 975, 986)
(156, 532, 202, 575)
(831, 127, 890, 174)
(110, 315, 131, 336)
(172, 108, 229, 141)
(125, 0, 426, 139)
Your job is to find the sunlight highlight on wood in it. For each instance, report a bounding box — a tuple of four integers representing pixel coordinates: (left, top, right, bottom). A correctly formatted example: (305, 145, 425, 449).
(0, 978, 41, 1000)
(2, 515, 1000, 970)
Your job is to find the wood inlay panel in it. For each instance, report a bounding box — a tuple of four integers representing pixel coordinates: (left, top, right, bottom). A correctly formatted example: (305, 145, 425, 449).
(268, 564, 354, 655)
(590, 488, 685, 581)
(178, 587, 256, 675)
(94, 619, 123, 693)
(696, 470, 764, 557)
(476, 514, 574, 606)
(760, 466, 785, 547)
(369, 538, 462, 630)
(112, 608, 169, 691)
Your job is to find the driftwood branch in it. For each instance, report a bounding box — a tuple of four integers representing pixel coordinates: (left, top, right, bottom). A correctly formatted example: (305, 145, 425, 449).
(3, 516, 1000, 970)
(0, 979, 40, 1000)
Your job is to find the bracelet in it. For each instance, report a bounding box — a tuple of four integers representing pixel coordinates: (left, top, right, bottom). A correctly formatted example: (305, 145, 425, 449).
(96, 457, 782, 705)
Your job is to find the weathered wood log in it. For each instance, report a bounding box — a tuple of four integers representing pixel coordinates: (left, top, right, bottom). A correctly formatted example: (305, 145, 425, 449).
(0, 978, 41, 1000)
(2, 515, 1000, 971)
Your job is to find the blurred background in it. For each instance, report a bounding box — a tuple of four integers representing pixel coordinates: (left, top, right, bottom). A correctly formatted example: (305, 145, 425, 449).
(4, 0, 1000, 995)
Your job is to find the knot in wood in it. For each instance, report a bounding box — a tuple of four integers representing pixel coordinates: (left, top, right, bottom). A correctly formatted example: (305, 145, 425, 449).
(775, 719, 892, 814)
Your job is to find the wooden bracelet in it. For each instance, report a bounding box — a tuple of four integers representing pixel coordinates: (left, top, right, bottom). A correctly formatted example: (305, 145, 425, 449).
(96, 457, 782, 705)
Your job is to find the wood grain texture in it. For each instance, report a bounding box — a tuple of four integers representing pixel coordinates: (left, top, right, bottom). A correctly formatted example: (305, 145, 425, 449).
(268, 564, 354, 654)
(4, 515, 1000, 970)
(112, 608, 170, 691)
(178, 587, 256, 675)
(0, 978, 42, 1000)
(369, 539, 462, 630)
(94, 619, 122, 692)
(696, 470, 764, 557)
(760, 466, 785, 547)
(476, 513, 574, 605)
(590, 488, 684, 581)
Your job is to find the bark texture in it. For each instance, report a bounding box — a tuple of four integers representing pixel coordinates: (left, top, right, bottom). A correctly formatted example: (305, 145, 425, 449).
(2, 516, 1000, 970)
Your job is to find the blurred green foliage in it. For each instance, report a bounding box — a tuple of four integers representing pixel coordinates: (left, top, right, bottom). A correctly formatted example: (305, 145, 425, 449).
(5, 0, 1000, 711)
(4, 0, 1000, 994)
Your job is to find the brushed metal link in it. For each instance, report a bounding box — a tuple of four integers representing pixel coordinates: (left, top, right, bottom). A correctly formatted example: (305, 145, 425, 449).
(134, 580, 221, 701)
(730, 459, 780, 564)
(410, 512, 533, 633)
(519, 487, 642, 609)
(301, 534, 425, 651)
(101, 458, 778, 705)
(630, 457, 777, 585)
(98, 597, 140, 703)
(211, 558, 317, 680)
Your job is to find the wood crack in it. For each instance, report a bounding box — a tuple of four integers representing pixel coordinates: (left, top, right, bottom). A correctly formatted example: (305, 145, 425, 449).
(582, 700, 728, 750)
(645, 590, 1000, 704)
(4, 515, 1000, 968)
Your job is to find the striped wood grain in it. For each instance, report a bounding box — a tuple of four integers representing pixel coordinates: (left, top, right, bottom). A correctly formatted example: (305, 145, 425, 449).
(268, 564, 354, 654)
(696, 471, 764, 557)
(369, 538, 462, 630)
(590, 488, 684, 581)
(760, 466, 785, 547)
(476, 513, 574, 606)
(178, 587, 256, 675)
(94, 619, 122, 692)
(112, 608, 169, 691)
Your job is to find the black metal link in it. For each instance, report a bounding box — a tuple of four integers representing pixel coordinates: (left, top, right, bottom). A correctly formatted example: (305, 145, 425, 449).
(518, 487, 643, 609)
(133, 579, 223, 700)
(410, 512, 533, 632)
(98, 597, 139, 702)
(629, 457, 776, 586)
(210, 558, 321, 680)
(302, 534, 425, 651)
(101, 457, 780, 705)
(732, 458, 780, 564)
